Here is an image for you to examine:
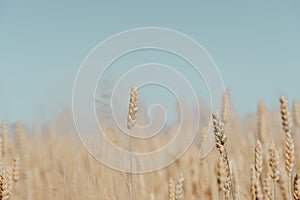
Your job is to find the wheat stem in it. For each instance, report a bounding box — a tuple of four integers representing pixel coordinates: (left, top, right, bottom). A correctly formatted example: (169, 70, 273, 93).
(127, 86, 138, 200)
(129, 129, 135, 200)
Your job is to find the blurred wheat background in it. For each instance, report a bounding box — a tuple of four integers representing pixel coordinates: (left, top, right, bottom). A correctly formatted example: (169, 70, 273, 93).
(1, 90, 300, 200)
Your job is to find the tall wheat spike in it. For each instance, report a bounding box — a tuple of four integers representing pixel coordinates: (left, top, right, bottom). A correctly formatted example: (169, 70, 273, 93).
(127, 86, 138, 200)
(127, 86, 138, 129)
(212, 112, 235, 200)
(280, 96, 295, 199)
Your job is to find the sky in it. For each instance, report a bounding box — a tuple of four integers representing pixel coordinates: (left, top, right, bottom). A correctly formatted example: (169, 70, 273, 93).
(0, 1, 300, 124)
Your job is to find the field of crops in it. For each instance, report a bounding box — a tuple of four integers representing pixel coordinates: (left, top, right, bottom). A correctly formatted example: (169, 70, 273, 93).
(1, 90, 300, 200)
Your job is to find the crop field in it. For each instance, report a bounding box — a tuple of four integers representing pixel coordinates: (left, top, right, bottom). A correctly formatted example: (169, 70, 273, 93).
(1, 90, 300, 200)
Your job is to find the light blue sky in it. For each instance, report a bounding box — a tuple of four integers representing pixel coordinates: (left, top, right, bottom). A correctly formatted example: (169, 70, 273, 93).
(0, 1, 300, 123)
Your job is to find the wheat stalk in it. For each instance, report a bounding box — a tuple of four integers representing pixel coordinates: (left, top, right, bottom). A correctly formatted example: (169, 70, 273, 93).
(127, 86, 138, 200)
(280, 96, 295, 200)
(212, 112, 235, 200)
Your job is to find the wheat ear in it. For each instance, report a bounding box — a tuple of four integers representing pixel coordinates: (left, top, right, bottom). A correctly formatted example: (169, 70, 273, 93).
(175, 174, 184, 200)
(253, 140, 264, 200)
(168, 177, 175, 200)
(255, 140, 263, 178)
(251, 165, 263, 200)
(280, 96, 295, 200)
(251, 165, 256, 200)
(0, 168, 12, 200)
(258, 102, 267, 143)
(212, 112, 234, 200)
(268, 144, 279, 200)
(127, 86, 138, 129)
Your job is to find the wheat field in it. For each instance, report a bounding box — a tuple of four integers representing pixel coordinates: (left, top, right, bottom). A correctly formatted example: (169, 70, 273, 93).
(1, 90, 300, 200)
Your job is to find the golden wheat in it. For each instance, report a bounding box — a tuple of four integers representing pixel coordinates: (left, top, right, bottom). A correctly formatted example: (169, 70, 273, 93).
(0, 92, 299, 199)
(280, 96, 295, 200)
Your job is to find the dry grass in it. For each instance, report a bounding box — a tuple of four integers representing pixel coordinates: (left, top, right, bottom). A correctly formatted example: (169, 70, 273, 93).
(1, 92, 300, 199)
